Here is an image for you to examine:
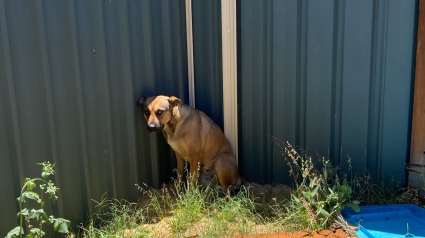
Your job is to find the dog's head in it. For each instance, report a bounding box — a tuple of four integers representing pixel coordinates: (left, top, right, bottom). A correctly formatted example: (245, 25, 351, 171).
(137, 95, 182, 133)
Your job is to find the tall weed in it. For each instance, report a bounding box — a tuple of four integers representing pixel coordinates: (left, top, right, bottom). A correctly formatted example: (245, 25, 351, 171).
(269, 138, 359, 231)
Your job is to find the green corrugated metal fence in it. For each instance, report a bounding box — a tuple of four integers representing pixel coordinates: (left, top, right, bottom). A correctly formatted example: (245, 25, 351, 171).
(0, 0, 187, 235)
(238, 0, 418, 184)
(0, 0, 421, 236)
(193, 0, 223, 130)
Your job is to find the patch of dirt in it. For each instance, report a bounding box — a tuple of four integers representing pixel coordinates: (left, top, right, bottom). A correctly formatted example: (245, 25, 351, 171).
(134, 181, 355, 238)
(246, 182, 292, 204)
(230, 229, 355, 238)
(126, 223, 356, 238)
(141, 217, 174, 237)
(133, 218, 310, 238)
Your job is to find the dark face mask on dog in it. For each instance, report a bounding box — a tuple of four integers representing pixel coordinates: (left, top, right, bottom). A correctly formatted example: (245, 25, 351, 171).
(137, 95, 182, 133)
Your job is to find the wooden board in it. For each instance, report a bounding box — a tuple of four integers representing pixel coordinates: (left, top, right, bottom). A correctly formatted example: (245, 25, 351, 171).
(409, 0, 425, 189)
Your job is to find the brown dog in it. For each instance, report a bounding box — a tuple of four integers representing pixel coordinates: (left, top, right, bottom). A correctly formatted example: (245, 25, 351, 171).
(138, 95, 241, 189)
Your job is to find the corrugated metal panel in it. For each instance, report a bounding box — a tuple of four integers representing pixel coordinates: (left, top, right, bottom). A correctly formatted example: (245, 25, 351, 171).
(239, 0, 418, 185)
(192, 0, 223, 129)
(0, 0, 187, 235)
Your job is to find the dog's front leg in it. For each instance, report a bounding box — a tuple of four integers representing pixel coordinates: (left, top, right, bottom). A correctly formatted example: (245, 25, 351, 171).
(188, 159, 201, 186)
(176, 154, 185, 183)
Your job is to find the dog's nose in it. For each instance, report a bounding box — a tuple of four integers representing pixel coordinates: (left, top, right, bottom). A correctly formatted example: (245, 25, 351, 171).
(147, 124, 157, 131)
(147, 123, 162, 132)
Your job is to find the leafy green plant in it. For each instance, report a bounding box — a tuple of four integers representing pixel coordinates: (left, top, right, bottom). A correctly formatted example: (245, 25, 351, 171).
(5, 161, 70, 238)
(269, 138, 359, 231)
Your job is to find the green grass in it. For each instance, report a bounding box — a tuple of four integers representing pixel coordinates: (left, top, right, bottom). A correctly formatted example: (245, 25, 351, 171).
(77, 198, 149, 238)
(75, 182, 275, 238)
(350, 171, 421, 206)
(71, 141, 424, 238)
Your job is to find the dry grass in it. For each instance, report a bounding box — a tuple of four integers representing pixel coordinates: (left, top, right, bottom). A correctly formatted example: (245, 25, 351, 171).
(72, 141, 423, 238)
(75, 181, 294, 238)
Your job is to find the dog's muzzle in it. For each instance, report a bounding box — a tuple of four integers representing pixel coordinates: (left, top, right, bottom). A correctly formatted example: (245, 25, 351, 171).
(147, 123, 164, 133)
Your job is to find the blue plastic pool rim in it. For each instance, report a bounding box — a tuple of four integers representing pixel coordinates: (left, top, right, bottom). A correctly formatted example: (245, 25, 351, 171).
(341, 204, 425, 238)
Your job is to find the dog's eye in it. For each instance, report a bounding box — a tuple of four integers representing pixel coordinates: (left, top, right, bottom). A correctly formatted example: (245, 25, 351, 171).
(157, 110, 163, 115)
(144, 110, 150, 115)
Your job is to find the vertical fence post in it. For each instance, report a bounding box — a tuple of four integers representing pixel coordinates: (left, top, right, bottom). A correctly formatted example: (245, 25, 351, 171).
(221, 0, 238, 163)
(185, 0, 195, 108)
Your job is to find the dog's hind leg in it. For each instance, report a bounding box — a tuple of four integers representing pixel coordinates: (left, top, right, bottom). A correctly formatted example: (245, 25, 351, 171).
(214, 154, 240, 189)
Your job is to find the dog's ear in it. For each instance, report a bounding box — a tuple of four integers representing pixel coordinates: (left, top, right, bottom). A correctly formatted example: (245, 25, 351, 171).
(137, 95, 148, 105)
(168, 96, 182, 108)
